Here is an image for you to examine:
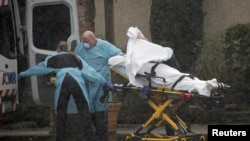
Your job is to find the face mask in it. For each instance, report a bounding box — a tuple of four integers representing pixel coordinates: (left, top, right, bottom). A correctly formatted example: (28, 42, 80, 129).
(83, 42, 91, 49)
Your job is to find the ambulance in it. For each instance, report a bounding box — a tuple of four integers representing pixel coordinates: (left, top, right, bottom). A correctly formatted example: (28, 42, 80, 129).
(0, 0, 79, 121)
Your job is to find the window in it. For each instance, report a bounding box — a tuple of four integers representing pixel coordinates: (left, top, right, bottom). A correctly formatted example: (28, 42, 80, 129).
(32, 4, 71, 51)
(0, 4, 16, 59)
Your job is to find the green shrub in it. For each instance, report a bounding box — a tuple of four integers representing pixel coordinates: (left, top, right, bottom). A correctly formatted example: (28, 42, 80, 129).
(150, 0, 204, 71)
(192, 24, 250, 105)
(223, 24, 250, 104)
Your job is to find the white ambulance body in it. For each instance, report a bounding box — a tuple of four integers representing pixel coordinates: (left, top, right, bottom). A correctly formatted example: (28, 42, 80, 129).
(0, 0, 23, 120)
(0, 0, 79, 121)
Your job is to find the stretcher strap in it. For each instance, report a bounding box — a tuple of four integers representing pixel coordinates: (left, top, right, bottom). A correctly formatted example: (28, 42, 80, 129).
(148, 62, 167, 83)
(150, 62, 160, 76)
(141, 62, 167, 88)
(147, 62, 195, 92)
(171, 75, 194, 91)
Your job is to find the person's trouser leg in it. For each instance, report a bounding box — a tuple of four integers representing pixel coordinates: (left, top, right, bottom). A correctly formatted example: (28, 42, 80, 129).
(56, 79, 71, 141)
(92, 111, 108, 141)
(70, 77, 96, 141)
(56, 103, 68, 141)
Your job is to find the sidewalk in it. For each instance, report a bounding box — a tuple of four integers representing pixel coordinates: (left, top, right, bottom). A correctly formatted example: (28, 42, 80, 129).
(0, 124, 208, 137)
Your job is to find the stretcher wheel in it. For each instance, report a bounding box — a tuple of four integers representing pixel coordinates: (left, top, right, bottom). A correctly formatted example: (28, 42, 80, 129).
(200, 135, 206, 141)
(181, 138, 187, 141)
(126, 135, 133, 141)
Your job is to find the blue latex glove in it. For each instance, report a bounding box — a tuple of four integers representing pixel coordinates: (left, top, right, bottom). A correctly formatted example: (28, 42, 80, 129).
(17, 74, 22, 80)
(105, 81, 115, 90)
(141, 86, 150, 99)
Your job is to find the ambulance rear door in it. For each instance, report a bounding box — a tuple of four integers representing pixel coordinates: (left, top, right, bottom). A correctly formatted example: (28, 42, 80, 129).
(26, 0, 80, 105)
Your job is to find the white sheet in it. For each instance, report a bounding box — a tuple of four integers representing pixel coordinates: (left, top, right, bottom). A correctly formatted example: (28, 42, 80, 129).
(109, 55, 216, 97)
(108, 27, 219, 97)
(126, 27, 173, 87)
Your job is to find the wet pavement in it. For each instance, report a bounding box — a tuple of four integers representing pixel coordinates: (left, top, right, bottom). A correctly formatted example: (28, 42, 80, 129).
(0, 124, 208, 141)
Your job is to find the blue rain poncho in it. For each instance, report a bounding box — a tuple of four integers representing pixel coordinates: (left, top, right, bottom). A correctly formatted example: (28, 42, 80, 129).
(20, 52, 108, 113)
(74, 39, 122, 110)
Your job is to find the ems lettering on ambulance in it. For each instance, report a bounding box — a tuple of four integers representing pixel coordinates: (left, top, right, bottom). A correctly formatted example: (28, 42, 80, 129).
(0, 56, 18, 115)
(0, 71, 18, 114)
(2, 72, 17, 85)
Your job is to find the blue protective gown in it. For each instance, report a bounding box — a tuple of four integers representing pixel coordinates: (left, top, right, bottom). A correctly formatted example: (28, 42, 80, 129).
(19, 52, 107, 113)
(74, 38, 122, 110)
(75, 39, 122, 81)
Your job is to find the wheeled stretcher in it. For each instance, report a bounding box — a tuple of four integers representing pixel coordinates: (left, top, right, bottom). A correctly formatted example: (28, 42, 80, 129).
(110, 65, 222, 141)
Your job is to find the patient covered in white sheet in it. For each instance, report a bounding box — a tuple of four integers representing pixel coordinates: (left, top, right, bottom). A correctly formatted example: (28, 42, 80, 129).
(109, 27, 227, 97)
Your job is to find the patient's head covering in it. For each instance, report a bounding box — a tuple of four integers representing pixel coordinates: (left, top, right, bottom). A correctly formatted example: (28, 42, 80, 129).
(127, 27, 143, 38)
(125, 26, 174, 87)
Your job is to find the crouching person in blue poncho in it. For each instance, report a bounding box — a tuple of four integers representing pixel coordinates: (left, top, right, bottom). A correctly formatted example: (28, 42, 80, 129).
(18, 41, 115, 141)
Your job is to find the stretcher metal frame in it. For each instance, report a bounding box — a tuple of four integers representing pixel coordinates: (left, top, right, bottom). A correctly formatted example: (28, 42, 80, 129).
(110, 66, 207, 141)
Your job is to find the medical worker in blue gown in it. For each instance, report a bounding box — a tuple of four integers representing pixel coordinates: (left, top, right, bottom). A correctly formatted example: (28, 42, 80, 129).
(19, 41, 115, 141)
(74, 31, 123, 141)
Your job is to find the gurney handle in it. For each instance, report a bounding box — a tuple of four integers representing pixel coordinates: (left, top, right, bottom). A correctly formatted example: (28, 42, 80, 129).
(100, 86, 111, 103)
(100, 84, 130, 103)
